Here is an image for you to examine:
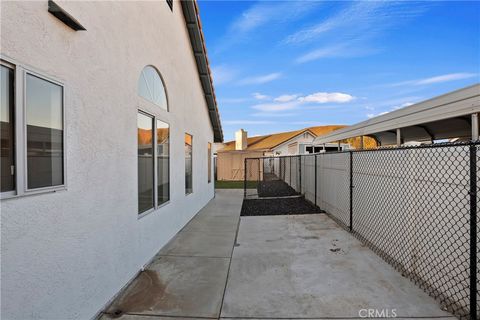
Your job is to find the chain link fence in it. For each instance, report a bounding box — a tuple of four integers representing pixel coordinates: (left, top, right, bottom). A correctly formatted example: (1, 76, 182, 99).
(244, 141, 479, 319)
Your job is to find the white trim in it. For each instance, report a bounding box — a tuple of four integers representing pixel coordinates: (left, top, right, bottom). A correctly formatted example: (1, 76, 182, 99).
(0, 61, 17, 199)
(136, 110, 171, 218)
(0, 57, 67, 200)
(23, 71, 67, 193)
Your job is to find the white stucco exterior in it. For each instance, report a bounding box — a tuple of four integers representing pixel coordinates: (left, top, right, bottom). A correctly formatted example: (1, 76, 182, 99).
(1, 1, 216, 319)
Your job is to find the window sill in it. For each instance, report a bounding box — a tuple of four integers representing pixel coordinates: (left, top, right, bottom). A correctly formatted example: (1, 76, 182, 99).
(137, 200, 171, 220)
(1, 185, 67, 200)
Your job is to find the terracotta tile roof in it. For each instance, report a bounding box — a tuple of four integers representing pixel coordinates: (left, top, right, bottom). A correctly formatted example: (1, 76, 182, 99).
(219, 125, 346, 151)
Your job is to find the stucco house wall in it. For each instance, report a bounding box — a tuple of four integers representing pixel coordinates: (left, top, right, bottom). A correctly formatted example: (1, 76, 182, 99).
(1, 1, 215, 319)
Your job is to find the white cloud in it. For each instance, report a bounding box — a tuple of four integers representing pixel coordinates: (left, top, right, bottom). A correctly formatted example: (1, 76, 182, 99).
(223, 120, 275, 125)
(295, 45, 345, 63)
(285, 2, 428, 63)
(251, 91, 354, 112)
(238, 72, 282, 85)
(253, 92, 270, 100)
(218, 97, 249, 104)
(295, 44, 377, 64)
(398, 102, 414, 108)
(215, 2, 321, 53)
(252, 112, 296, 117)
(211, 65, 237, 86)
(251, 101, 300, 112)
(390, 73, 478, 87)
(298, 92, 354, 103)
(284, 2, 427, 45)
(367, 111, 389, 119)
(232, 2, 318, 34)
(366, 101, 416, 119)
(274, 94, 299, 102)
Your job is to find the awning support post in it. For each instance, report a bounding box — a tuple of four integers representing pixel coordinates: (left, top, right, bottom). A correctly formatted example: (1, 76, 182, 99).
(396, 128, 402, 146)
(472, 113, 479, 141)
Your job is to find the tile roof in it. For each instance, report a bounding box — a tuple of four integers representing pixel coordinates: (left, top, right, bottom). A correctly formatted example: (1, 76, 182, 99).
(219, 125, 346, 152)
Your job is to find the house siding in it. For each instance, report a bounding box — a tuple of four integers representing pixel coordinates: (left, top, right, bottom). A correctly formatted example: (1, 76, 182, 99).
(0, 2, 215, 319)
(270, 132, 316, 156)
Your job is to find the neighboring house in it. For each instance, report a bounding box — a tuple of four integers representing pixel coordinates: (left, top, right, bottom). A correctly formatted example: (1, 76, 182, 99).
(216, 126, 353, 181)
(1, 1, 222, 319)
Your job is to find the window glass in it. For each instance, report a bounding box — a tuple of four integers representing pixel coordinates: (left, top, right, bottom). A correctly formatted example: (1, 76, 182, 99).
(208, 142, 212, 183)
(185, 133, 192, 194)
(138, 66, 167, 110)
(138, 113, 154, 213)
(1, 65, 15, 192)
(157, 120, 169, 205)
(26, 74, 64, 189)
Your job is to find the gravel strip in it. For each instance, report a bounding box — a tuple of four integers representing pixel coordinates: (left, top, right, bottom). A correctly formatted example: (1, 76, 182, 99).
(257, 180, 300, 198)
(241, 197, 322, 216)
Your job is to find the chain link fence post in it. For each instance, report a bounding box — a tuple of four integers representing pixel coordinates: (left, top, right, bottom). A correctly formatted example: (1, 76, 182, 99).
(349, 151, 353, 232)
(299, 155, 302, 194)
(314, 154, 317, 208)
(243, 157, 247, 198)
(469, 144, 477, 320)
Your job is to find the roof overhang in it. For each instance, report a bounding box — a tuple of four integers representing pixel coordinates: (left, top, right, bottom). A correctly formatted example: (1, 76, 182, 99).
(181, 0, 223, 142)
(313, 84, 480, 145)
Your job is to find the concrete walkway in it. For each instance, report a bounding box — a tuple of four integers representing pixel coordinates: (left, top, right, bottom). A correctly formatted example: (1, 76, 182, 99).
(100, 190, 454, 320)
(100, 190, 243, 319)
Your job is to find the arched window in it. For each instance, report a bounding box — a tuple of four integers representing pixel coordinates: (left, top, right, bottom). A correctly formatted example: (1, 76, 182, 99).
(138, 66, 168, 110)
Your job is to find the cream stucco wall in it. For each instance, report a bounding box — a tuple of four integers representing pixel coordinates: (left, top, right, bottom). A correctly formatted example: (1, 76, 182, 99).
(1, 1, 215, 319)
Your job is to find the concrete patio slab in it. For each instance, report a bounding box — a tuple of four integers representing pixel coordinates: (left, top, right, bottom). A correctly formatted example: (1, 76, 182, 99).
(221, 214, 453, 319)
(105, 256, 230, 318)
(157, 230, 236, 258)
(219, 318, 456, 320)
(101, 314, 209, 320)
(100, 190, 243, 320)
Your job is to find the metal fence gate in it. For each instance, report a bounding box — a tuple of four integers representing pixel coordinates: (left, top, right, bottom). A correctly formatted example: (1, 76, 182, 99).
(244, 141, 479, 320)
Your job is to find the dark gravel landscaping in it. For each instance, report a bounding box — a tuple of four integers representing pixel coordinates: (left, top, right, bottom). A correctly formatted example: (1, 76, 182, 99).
(257, 180, 299, 197)
(241, 197, 322, 216)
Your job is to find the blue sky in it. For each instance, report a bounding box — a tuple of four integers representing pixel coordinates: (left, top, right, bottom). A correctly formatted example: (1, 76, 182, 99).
(198, 1, 480, 141)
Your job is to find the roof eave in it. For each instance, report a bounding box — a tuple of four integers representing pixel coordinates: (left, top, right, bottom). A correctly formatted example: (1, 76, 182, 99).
(181, 0, 224, 142)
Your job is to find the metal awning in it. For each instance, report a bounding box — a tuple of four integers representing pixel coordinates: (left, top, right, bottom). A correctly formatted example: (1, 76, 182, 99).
(313, 84, 480, 145)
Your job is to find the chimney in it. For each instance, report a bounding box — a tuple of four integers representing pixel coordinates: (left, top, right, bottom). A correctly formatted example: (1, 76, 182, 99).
(235, 129, 248, 150)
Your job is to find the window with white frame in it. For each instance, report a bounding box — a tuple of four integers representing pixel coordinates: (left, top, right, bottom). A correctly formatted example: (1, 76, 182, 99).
(1, 64, 15, 193)
(138, 66, 168, 111)
(26, 74, 64, 189)
(137, 66, 170, 215)
(1, 59, 65, 198)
